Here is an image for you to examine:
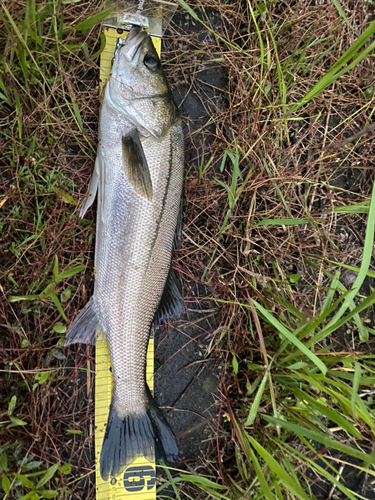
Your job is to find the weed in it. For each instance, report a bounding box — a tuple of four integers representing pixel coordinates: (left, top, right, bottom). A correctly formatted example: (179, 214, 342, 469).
(8, 255, 85, 321)
(2, 0, 375, 499)
(0, 1, 99, 497)
(163, 0, 375, 498)
(0, 440, 71, 499)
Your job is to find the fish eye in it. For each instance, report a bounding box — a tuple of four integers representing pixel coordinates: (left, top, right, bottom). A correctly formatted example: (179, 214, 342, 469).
(143, 54, 158, 71)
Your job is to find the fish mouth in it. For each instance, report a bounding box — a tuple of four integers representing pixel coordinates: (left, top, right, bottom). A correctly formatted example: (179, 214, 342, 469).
(120, 26, 147, 63)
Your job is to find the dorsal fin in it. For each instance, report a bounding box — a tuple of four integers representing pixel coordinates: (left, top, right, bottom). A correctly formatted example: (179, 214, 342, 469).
(122, 130, 153, 201)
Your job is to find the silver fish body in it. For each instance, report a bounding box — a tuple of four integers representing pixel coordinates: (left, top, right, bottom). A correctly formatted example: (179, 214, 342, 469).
(65, 27, 183, 480)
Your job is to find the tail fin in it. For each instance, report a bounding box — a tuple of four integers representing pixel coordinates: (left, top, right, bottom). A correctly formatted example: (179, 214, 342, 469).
(100, 390, 178, 481)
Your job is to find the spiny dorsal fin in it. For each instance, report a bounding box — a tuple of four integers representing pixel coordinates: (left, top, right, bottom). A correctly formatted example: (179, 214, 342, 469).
(122, 130, 153, 201)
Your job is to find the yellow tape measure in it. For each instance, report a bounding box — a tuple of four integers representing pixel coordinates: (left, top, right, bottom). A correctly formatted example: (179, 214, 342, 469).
(94, 27, 160, 499)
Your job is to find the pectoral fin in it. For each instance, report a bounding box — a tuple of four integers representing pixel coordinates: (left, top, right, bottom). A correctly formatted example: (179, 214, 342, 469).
(122, 131, 153, 201)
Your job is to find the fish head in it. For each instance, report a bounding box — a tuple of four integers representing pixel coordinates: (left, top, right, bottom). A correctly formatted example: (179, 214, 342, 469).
(111, 26, 168, 98)
(106, 27, 179, 138)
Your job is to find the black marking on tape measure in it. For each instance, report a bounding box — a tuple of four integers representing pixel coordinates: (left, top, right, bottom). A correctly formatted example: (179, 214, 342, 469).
(123, 465, 156, 492)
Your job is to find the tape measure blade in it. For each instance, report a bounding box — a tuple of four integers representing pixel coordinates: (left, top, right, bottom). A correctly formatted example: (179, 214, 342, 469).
(95, 27, 158, 499)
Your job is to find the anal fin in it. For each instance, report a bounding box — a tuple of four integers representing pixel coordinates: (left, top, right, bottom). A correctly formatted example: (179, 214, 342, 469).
(154, 268, 185, 326)
(65, 297, 98, 346)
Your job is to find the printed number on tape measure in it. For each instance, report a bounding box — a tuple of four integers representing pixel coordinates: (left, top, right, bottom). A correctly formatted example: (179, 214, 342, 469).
(124, 465, 156, 492)
(109, 464, 156, 493)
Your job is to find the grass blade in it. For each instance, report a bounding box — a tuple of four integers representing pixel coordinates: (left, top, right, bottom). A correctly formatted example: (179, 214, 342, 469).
(291, 18, 375, 110)
(293, 389, 361, 439)
(245, 369, 268, 426)
(263, 415, 374, 464)
(254, 218, 309, 226)
(252, 299, 327, 375)
(351, 362, 361, 417)
(330, 0, 354, 31)
(248, 447, 274, 500)
(75, 8, 113, 31)
(246, 434, 310, 500)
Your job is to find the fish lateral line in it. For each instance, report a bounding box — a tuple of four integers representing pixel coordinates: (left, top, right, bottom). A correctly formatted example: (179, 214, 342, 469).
(66, 25, 185, 486)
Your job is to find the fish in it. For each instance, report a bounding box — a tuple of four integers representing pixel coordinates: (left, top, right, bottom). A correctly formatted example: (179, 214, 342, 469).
(65, 26, 184, 481)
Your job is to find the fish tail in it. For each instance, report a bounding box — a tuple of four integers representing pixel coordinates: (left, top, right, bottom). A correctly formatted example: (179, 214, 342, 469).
(100, 389, 178, 481)
(147, 388, 179, 464)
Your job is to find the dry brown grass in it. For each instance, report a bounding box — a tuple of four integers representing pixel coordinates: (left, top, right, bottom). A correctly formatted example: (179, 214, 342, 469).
(1, 0, 375, 498)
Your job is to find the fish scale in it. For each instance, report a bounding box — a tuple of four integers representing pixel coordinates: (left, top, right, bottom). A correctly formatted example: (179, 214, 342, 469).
(65, 26, 184, 481)
(95, 125, 183, 418)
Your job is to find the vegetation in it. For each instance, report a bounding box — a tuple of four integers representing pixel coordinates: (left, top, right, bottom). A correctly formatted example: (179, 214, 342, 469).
(1, 0, 375, 499)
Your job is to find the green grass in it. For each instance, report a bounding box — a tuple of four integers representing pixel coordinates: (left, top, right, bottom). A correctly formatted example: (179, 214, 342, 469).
(1, 0, 375, 499)
(161, 0, 375, 498)
(0, 1, 100, 497)
(8, 255, 85, 322)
